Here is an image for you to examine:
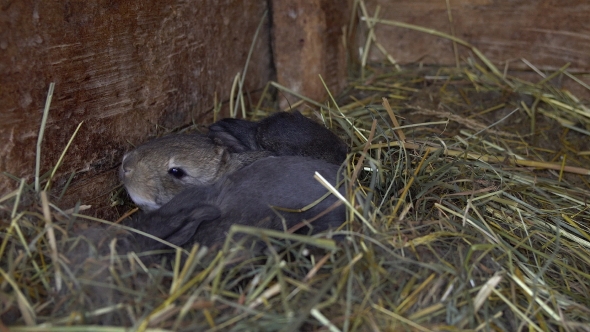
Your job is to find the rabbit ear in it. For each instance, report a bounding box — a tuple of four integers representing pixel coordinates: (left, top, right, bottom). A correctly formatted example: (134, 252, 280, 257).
(162, 204, 221, 247)
(208, 118, 259, 153)
(133, 191, 221, 249)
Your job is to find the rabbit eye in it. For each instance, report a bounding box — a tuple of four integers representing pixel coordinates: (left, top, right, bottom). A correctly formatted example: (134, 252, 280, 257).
(168, 167, 187, 179)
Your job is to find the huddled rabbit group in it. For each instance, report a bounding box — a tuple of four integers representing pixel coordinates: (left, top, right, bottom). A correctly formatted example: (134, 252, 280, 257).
(118, 111, 350, 254)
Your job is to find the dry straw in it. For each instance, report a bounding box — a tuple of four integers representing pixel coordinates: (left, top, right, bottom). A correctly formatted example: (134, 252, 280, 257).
(2, 3, 590, 331)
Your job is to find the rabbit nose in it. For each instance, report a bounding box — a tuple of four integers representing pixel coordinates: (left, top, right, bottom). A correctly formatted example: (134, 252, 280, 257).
(119, 154, 133, 180)
(119, 164, 131, 181)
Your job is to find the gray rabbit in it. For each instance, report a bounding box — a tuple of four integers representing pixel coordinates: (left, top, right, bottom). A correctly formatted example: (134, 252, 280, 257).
(208, 111, 349, 165)
(121, 112, 349, 211)
(126, 156, 345, 251)
(117, 111, 350, 253)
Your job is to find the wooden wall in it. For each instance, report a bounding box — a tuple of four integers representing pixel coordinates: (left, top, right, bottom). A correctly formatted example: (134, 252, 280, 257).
(2, 0, 587, 216)
(1, 1, 272, 214)
(362, 0, 590, 73)
(0, 0, 350, 217)
(271, 0, 351, 108)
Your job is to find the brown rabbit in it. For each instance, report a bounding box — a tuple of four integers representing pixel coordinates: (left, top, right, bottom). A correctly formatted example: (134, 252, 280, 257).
(127, 156, 346, 251)
(208, 111, 349, 165)
(120, 134, 270, 211)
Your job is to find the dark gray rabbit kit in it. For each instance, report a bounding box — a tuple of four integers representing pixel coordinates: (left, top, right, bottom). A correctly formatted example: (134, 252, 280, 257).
(208, 110, 349, 165)
(118, 111, 350, 252)
(58, 111, 350, 319)
(120, 135, 352, 249)
(128, 156, 345, 251)
(120, 111, 348, 212)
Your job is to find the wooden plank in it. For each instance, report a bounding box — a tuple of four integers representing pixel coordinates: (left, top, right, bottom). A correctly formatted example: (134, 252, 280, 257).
(362, 0, 590, 72)
(271, 0, 351, 109)
(0, 0, 272, 216)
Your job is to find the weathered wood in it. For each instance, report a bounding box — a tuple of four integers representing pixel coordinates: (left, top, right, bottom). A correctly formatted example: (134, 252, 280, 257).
(0, 0, 272, 215)
(271, 0, 351, 109)
(10, 0, 588, 218)
(363, 0, 590, 72)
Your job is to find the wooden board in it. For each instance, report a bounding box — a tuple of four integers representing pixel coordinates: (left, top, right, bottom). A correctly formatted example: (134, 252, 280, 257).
(271, 0, 351, 109)
(362, 0, 590, 73)
(0, 0, 272, 216)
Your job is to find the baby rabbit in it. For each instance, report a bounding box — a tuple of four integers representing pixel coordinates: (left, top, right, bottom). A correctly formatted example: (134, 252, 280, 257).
(208, 111, 349, 165)
(121, 111, 350, 211)
(127, 156, 345, 250)
(120, 134, 269, 211)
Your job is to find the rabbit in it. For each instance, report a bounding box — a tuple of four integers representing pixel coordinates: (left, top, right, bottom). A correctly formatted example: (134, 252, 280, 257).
(65, 156, 344, 286)
(120, 134, 270, 211)
(208, 111, 349, 165)
(127, 155, 346, 251)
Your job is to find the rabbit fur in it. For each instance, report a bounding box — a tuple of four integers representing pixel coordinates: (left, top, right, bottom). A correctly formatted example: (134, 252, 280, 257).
(208, 111, 349, 165)
(120, 134, 270, 211)
(117, 111, 350, 252)
(128, 156, 346, 251)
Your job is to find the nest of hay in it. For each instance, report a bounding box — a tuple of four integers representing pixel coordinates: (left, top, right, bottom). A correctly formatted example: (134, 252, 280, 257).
(2, 14, 590, 332)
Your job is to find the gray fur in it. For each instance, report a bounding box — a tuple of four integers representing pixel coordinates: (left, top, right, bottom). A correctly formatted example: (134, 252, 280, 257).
(129, 156, 345, 250)
(208, 111, 349, 165)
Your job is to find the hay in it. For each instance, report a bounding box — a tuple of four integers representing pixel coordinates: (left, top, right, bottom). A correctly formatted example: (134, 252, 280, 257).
(2, 10, 590, 332)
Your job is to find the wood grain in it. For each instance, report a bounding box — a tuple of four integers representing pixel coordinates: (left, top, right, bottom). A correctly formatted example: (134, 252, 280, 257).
(362, 0, 590, 72)
(271, 0, 351, 109)
(0, 0, 272, 216)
